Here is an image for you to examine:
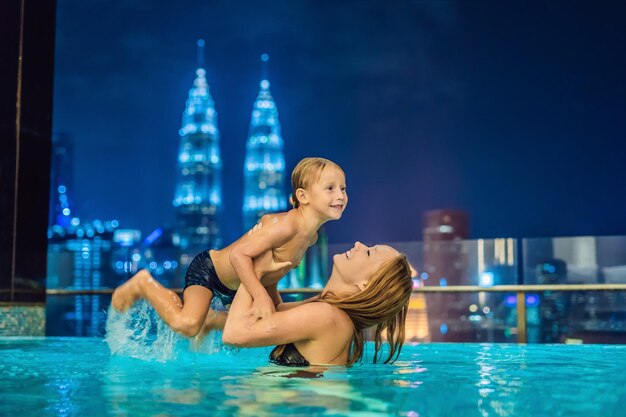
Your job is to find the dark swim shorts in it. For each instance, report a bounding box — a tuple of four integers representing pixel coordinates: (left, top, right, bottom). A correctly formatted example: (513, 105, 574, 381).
(184, 250, 236, 307)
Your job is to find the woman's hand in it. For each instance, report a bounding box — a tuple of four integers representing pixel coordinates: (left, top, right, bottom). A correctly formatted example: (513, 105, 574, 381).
(251, 292, 276, 319)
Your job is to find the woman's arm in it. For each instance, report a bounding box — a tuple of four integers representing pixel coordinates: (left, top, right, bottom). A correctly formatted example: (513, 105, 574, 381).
(222, 283, 336, 348)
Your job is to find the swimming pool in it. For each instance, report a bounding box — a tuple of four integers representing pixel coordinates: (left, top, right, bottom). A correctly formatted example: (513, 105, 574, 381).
(1, 337, 623, 417)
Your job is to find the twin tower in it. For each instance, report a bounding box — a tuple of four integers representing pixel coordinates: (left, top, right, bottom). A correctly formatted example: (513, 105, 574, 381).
(172, 41, 287, 253)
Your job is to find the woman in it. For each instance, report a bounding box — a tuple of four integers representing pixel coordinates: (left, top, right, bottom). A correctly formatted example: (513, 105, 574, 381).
(222, 241, 413, 366)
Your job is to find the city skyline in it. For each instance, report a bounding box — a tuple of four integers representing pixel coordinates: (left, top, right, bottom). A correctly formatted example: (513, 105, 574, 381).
(52, 1, 626, 245)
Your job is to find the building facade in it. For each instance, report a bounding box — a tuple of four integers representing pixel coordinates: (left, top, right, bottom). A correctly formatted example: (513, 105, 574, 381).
(242, 55, 287, 231)
(173, 40, 223, 253)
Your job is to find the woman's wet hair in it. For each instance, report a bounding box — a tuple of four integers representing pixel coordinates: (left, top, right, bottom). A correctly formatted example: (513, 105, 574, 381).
(321, 254, 413, 366)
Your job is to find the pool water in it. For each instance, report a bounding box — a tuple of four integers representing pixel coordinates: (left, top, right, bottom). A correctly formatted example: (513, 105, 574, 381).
(1, 337, 624, 417)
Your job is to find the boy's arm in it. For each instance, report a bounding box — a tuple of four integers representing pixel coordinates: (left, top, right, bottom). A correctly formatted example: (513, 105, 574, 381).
(267, 281, 320, 311)
(267, 284, 283, 307)
(276, 293, 321, 311)
(229, 218, 295, 318)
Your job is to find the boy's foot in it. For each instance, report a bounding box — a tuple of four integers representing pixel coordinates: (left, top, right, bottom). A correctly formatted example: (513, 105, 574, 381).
(111, 270, 146, 312)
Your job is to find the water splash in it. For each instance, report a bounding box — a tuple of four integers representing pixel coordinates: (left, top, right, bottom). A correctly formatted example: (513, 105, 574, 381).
(105, 300, 181, 362)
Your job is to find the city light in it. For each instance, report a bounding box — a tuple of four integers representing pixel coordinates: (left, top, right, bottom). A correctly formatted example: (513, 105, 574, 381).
(479, 271, 494, 287)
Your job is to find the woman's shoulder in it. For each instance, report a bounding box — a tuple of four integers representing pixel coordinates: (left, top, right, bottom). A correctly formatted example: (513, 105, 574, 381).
(294, 301, 354, 360)
(264, 299, 351, 345)
(300, 300, 353, 330)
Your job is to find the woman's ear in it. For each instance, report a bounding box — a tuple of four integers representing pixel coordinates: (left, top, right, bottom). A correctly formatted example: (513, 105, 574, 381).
(295, 188, 308, 205)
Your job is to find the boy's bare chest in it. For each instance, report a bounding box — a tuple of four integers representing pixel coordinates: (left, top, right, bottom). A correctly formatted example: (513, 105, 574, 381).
(273, 239, 311, 267)
(256, 238, 314, 286)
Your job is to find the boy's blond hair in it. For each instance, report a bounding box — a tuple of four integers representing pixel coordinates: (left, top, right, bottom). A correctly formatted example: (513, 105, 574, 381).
(290, 157, 344, 208)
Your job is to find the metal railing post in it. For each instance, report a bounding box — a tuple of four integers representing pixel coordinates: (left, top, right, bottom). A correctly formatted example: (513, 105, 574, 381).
(516, 290, 527, 343)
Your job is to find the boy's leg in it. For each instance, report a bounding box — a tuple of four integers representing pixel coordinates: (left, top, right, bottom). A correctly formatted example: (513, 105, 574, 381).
(111, 269, 152, 311)
(112, 269, 213, 337)
(199, 309, 228, 335)
(172, 286, 213, 336)
(190, 309, 229, 348)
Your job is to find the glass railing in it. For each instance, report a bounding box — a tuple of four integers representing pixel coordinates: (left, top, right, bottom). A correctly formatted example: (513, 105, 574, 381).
(44, 236, 626, 343)
(521, 235, 626, 343)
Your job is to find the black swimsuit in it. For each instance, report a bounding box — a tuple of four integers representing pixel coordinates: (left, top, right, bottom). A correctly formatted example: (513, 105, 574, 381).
(270, 343, 310, 366)
(184, 250, 236, 307)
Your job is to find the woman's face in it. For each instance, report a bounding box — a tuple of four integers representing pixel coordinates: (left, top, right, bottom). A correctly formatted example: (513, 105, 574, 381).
(332, 242, 399, 287)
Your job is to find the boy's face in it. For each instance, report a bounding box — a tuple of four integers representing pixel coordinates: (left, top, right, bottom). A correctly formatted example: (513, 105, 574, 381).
(302, 166, 347, 220)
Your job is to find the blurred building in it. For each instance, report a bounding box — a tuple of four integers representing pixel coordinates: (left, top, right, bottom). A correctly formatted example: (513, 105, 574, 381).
(405, 278, 431, 342)
(110, 228, 142, 281)
(47, 219, 118, 336)
(422, 209, 470, 342)
(173, 39, 223, 255)
(242, 54, 288, 231)
(49, 132, 75, 228)
(140, 227, 182, 288)
(47, 130, 117, 335)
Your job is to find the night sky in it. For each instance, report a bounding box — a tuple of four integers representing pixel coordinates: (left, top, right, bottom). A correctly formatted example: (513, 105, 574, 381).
(52, 0, 626, 245)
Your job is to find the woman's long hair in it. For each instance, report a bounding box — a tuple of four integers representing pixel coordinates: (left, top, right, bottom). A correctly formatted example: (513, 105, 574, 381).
(321, 254, 413, 366)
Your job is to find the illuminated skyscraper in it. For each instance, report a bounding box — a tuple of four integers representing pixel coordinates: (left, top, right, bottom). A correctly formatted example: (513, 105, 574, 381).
(242, 54, 287, 230)
(173, 40, 222, 252)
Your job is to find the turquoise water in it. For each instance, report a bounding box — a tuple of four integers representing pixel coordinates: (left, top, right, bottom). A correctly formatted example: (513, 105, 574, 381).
(1, 338, 624, 416)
